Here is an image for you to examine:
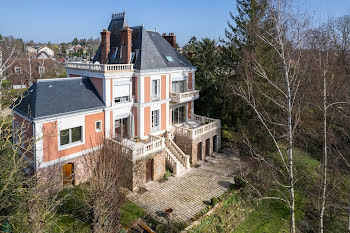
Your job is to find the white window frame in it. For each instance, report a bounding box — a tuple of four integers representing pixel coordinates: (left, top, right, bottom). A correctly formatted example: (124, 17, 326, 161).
(113, 84, 131, 104)
(151, 109, 160, 131)
(95, 120, 102, 132)
(14, 67, 22, 74)
(151, 79, 160, 101)
(38, 66, 45, 75)
(58, 126, 83, 150)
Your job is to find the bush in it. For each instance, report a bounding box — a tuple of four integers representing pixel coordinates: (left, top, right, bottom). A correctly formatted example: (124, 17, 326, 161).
(164, 169, 172, 179)
(2, 80, 11, 89)
(231, 177, 246, 190)
(211, 197, 219, 206)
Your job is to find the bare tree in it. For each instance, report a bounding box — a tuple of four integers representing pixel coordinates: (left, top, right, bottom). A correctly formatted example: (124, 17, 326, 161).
(230, 1, 309, 232)
(83, 138, 131, 233)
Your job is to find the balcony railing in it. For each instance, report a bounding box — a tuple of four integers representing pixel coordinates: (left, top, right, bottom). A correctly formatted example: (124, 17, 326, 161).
(108, 135, 165, 161)
(173, 114, 221, 139)
(170, 90, 199, 103)
(151, 94, 160, 102)
(66, 62, 134, 73)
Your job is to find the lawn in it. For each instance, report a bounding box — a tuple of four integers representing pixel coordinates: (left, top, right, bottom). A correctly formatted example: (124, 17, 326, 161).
(189, 147, 322, 233)
(120, 200, 146, 226)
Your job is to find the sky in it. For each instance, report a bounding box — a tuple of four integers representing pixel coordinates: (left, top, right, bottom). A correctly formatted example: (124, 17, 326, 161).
(0, 0, 350, 46)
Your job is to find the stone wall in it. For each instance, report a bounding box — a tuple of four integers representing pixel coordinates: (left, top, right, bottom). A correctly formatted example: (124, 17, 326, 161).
(174, 128, 221, 166)
(131, 150, 165, 192)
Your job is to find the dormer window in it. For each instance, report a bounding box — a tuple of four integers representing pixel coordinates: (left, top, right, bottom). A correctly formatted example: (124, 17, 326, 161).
(164, 55, 174, 62)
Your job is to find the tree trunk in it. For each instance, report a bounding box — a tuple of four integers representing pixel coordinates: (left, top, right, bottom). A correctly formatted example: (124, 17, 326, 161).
(285, 67, 296, 233)
(320, 71, 327, 233)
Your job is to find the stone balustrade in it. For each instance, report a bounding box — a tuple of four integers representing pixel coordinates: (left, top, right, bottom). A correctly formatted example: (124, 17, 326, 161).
(170, 90, 199, 103)
(165, 138, 190, 169)
(174, 114, 221, 140)
(108, 136, 165, 161)
(66, 62, 134, 73)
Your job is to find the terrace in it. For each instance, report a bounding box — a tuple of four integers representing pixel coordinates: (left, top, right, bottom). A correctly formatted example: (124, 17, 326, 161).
(173, 114, 221, 140)
(66, 62, 134, 73)
(108, 135, 165, 161)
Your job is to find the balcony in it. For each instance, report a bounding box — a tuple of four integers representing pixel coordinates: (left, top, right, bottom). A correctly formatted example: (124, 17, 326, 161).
(108, 135, 165, 161)
(173, 114, 221, 140)
(170, 90, 199, 103)
(66, 62, 134, 73)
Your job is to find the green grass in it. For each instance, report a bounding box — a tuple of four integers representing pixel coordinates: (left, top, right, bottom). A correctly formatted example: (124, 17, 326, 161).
(190, 147, 322, 233)
(233, 201, 289, 233)
(53, 215, 91, 233)
(120, 201, 146, 226)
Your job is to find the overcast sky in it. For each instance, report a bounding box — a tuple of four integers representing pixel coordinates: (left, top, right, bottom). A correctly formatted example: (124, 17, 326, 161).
(1, 0, 349, 46)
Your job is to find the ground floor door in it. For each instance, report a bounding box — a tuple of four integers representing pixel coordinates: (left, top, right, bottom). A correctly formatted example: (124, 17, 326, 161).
(213, 135, 217, 152)
(205, 138, 210, 157)
(115, 117, 128, 140)
(146, 159, 153, 183)
(197, 142, 202, 161)
(62, 163, 74, 186)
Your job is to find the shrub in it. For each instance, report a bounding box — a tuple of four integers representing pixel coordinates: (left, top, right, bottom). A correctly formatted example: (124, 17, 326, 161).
(164, 169, 172, 179)
(231, 177, 246, 190)
(211, 197, 219, 206)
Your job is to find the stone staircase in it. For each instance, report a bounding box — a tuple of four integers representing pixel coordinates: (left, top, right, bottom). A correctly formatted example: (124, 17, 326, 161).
(164, 138, 191, 177)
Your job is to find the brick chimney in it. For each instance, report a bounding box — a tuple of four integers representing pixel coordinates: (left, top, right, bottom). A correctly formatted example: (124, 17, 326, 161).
(100, 29, 111, 64)
(162, 33, 176, 48)
(121, 26, 133, 64)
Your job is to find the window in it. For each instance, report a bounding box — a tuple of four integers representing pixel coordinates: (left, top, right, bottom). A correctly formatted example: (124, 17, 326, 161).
(95, 121, 102, 132)
(172, 81, 185, 93)
(60, 126, 82, 146)
(152, 110, 160, 131)
(14, 67, 21, 74)
(114, 84, 130, 103)
(151, 79, 160, 101)
(38, 66, 45, 75)
(172, 106, 185, 125)
(164, 55, 174, 62)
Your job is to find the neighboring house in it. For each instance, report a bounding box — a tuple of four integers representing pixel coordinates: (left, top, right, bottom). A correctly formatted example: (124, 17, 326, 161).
(66, 44, 87, 54)
(37, 50, 56, 60)
(26, 46, 55, 60)
(12, 12, 221, 191)
(26, 46, 40, 55)
(37, 46, 55, 58)
(7, 58, 58, 88)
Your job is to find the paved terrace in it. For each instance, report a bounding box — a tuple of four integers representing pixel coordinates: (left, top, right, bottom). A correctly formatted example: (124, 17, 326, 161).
(127, 153, 240, 223)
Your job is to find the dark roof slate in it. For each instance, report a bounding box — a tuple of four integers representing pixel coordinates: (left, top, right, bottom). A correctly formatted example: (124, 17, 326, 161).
(93, 14, 193, 70)
(12, 77, 105, 119)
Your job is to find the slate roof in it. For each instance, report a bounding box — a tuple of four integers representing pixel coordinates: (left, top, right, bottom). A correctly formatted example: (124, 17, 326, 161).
(93, 13, 193, 70)
(12, 77, 105, 119)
